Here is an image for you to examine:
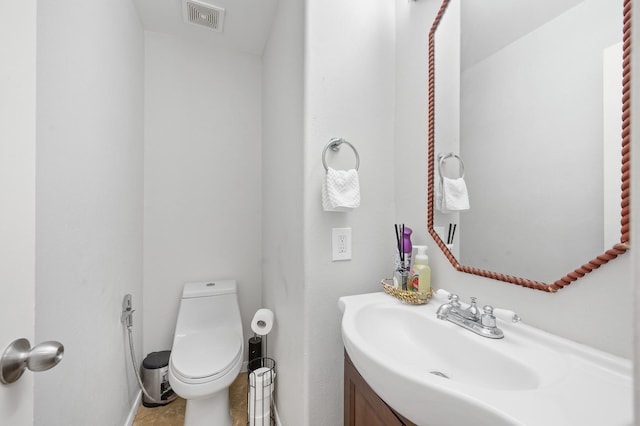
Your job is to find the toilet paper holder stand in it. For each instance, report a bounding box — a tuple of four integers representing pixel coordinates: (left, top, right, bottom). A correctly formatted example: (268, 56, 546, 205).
(248, 356, 276, 426)
(248, 308, 276, 425)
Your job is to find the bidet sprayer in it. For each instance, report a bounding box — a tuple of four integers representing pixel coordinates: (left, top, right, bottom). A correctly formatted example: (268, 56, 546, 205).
(121, 294, 135, 329)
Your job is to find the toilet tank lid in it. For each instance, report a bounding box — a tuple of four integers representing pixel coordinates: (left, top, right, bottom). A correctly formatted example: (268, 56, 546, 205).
(182, 280, 237, 298)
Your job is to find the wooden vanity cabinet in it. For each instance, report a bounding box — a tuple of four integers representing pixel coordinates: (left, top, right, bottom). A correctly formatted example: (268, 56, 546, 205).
(344, 352, 417, 426)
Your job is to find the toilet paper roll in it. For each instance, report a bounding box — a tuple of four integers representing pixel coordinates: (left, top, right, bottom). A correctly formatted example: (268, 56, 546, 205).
(248, 367, 275, 419)
(249, 394, 272, 415)
(249, 412, 271, 426)
(249, 397, 272, 419)
(251, 309, 274, 336)
(249, 367, 276, 388)
(248, 391, 272, 413)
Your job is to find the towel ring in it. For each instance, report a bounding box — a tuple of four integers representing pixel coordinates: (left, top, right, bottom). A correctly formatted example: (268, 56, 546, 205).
(438, 152, 465, 179)
(322, 138, 360, 171)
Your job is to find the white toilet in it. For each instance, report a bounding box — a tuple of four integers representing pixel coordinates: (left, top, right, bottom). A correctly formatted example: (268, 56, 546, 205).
(168, 280, 244, 426)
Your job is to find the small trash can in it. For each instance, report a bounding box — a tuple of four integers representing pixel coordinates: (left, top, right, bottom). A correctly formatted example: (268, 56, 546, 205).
(141, 350, 177, 407)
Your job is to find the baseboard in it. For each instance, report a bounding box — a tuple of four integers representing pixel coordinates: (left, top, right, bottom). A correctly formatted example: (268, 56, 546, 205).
(273, 403, 282, 426)
(124, 390, 142, 426)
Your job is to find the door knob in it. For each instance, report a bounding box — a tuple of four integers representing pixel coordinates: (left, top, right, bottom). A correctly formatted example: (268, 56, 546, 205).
(0, 338, 64, 384)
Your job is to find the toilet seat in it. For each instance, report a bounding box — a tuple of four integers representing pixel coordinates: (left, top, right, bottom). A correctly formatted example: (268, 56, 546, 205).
(171, 328, 242, 384)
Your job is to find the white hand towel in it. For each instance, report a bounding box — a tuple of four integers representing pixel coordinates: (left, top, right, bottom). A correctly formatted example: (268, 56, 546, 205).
(436, 176, 470, 213)
(322, 167, 361, 211)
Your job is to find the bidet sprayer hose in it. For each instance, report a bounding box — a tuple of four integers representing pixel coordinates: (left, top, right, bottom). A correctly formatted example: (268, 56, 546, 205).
(126, 322, 163, 404)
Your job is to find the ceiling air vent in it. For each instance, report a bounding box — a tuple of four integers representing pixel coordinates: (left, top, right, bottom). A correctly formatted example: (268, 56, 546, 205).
(182, 0, 225, 32)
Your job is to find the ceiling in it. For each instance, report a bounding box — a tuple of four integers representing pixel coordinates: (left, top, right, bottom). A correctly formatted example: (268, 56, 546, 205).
(132, 0, 279, 55)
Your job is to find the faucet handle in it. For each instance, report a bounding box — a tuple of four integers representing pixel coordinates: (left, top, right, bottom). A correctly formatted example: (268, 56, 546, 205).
(493, 307, 521, 323)
(468, 296, 479, 313)
(449, 294, 461, 308)
(480, 305, 497, 328)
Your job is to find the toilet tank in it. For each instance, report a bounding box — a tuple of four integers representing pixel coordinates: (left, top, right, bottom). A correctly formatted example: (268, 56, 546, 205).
(175, 280, 242, 335)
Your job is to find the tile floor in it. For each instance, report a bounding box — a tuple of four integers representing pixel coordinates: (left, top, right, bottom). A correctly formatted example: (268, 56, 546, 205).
(133, 372, 247, 426)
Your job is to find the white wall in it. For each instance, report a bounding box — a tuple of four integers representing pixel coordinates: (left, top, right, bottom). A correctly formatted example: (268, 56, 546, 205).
(0, 0, 36, 423)
(395, 0, 632, 359)
(142, 32, 263, 361)
(263, 1, 396, 423)
(261, 0, 306, 424)
(34, 1, 144, 425)
(303, 1, 396, 424)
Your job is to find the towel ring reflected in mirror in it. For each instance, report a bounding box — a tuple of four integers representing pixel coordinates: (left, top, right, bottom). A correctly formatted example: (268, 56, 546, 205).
(322, 137, 360, 171)
(426, 0, 631, 292)
(438, 152, 465, 179)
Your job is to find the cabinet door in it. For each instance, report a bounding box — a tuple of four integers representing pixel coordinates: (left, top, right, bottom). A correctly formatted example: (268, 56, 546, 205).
(344, 353, 416, 426)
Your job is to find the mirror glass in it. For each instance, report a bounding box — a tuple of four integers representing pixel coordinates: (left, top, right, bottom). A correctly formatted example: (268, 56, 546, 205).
(428, 0, 630, 289)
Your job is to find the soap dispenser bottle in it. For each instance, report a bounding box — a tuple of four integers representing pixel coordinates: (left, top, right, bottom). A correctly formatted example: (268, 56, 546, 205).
(410, 245, 431, 296)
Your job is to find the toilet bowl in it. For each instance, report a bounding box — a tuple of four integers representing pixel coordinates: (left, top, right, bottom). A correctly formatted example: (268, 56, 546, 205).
(168, 280, 244, 426)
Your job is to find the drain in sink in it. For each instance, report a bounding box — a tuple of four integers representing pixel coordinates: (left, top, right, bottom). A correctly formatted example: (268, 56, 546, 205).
(429, 371, 450, 379)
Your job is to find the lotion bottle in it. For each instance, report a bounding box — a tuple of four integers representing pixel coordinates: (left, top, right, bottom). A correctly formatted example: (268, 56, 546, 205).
(410, 245, 431, 296)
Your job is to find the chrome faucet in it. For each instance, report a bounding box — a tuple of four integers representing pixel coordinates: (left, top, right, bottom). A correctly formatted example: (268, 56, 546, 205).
(436, 294, 504, 339)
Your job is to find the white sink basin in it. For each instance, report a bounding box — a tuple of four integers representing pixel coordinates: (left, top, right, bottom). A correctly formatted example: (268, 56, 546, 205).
(340, 292, 632, 426)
